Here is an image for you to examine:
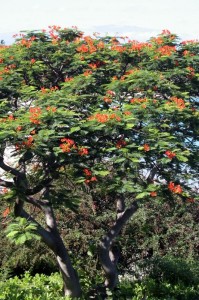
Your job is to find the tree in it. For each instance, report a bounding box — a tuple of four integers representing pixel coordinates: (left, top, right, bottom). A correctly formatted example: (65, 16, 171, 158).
(0, 26, 198, 297)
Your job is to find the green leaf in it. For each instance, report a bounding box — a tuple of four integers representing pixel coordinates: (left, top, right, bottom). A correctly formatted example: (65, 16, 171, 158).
(177, 155, 188, 162)
(6, 231, 19, 238)
(136, 192, 149, 199)
(94, 170, 110, 176)
(114, 157, 126, 163)
(70, 126, 80, 133)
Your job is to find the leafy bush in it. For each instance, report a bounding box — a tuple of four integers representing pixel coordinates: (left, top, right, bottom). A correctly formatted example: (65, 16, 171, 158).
(0, 265, 198, 300)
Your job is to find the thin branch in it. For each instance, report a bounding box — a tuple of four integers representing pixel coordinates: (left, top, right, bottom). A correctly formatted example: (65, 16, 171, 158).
(14, 197, 54, 249)
(0, 156, 23, 178)
(25, 178, 53, 195)
(0, 178, 14, 188)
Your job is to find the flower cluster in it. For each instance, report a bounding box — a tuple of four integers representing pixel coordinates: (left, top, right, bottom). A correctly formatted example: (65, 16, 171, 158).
(60, 138, 89, 156)
(77, 36, 97, 54)
(150, 191, 157, 197)
(130, 98, 147, 105)
(60, 138, 76, 153)
(83, 168, 97, 184)
(186, 67, 195, 79)
(165, 150, 176, 159)
(168, 182, 182, 194)
(116, 139, 127, 149)
(78, 147, 89, 156)
(168, 96, 185, 110)
(29, 107, 42, 124)
(156, 45, 176, 57)
(46, 106, 57, 113)
(88, 112, 121, 123)
(15, 136, 34, 150)
(103, 90, 116, 103)
(130, 41, 151, 51)
(143, 144, 150, 151)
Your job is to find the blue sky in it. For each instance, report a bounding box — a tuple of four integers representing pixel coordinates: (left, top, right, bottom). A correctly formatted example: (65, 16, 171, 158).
(1, 0, 199, 44)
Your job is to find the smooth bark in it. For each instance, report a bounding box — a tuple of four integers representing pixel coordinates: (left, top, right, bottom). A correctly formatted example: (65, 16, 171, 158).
(99, 197, 138, 289)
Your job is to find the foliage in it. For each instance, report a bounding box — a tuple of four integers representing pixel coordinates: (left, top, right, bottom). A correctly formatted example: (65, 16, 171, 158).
(0, 265, 198, 300)
(0, 26, 199, 296)
(5, 217, 40, 245)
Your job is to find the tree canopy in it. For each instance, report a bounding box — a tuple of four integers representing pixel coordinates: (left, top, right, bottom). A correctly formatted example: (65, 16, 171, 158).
(0, 26, 198, 297)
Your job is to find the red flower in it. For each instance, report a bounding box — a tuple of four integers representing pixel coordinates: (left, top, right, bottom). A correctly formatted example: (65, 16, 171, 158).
(2, 207, 10, 218)
(150, 191, 157, 197)
(65, 77, 73, 82)
(143, 144, 150, 152)
(168, 182, 182, 194)
(168, 181, 175, 192)
(46, 106, 57, 112)
(90, 176, 97, 182)
(78, 148, 89, 156)
(60, 138, 76, 153)
(174, 185, 182, 194)
(83, 70, 92, 76)
(165, 150, 176, 159)
(77, 44, 89, 53)
(83, 168, 92, 176)
(116, 139, 127, 149)
(29, 107, 42, 124)
(103, 97, 112, 103)
(8, 115, 14, 121)
(41, 87, 47, 94)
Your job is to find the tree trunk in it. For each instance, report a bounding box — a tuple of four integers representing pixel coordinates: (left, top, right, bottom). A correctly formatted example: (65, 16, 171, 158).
(14, 197, 82, 298)
(99, 199, 138, 289)
(52, 232, 82, 297)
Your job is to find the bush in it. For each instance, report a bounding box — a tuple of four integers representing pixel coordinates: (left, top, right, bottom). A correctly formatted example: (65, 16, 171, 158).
(0, 264, 198, 300)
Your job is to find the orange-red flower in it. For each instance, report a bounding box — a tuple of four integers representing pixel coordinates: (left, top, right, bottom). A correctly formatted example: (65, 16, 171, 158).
(116, 139, 127, 149)
(60, 138, 76, 153)
(77, 44, 89, 53)
(2, 207, 10, 218)
(83, 168, 92, 177)
(83, 70, 92, 76)
(46, 106, 57, 112)
(16, 126, 22, 131)
(167, 97, 185, 110)
(165, 150, 176, 159)
(168, 182, 182, 194)
(29, 107, 42, 124)
(143, 144, 150, 152)
(150, 191, 157, 197)
(8, 115, 14, 121)
(103, 97, 112, 103)
(156, 45, 176, 56)
(41, 87, 47, 94)
(78, 147, 89, 156)
(65, 77, 74, 82)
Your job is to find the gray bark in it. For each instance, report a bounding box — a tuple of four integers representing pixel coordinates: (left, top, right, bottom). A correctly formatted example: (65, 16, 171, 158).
(0, 157, 82, 297)
(99, 197, 138, 289)
(14, 196, 82, 297)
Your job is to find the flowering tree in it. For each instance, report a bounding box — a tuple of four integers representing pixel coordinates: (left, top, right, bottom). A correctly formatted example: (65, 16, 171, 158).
(0, 26, 198, 297)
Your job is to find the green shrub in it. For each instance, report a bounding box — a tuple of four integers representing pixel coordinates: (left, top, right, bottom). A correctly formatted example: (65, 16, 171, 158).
(0, 267, 198, 300)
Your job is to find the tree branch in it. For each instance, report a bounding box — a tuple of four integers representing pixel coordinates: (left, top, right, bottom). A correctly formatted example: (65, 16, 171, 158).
(25, 178, 53, 195)
(14, 197, 55, 249)
(0, 156, 23, 178)
(99, 199, 138, 289)
(0, 178, 14, 188)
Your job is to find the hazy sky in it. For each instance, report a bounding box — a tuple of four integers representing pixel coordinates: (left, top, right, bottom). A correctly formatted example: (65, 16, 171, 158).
(1, 0, 199, 43)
